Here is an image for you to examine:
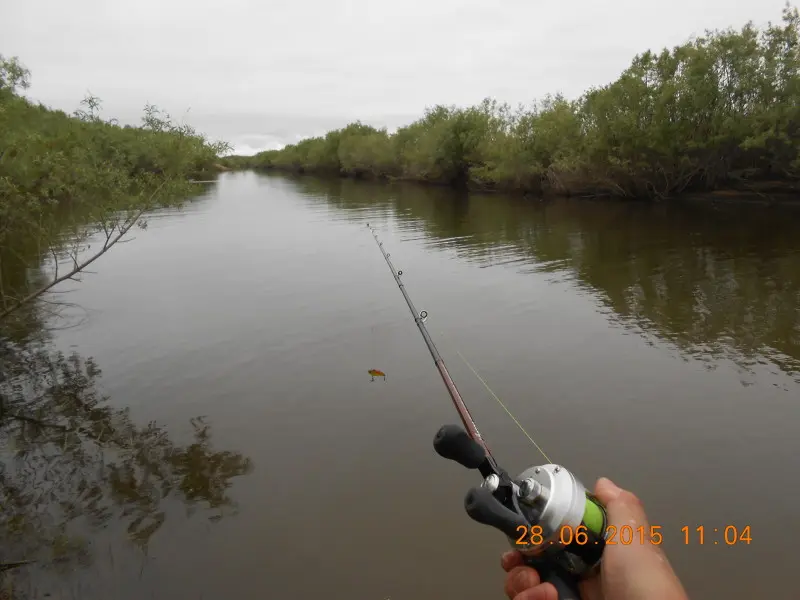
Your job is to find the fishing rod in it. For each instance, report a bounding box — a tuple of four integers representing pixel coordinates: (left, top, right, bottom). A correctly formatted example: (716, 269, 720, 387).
(366, 225, 499, 472)
(367, 224, 609, 600)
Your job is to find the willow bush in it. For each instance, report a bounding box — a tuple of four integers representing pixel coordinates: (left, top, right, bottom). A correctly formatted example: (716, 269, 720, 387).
(225, 5, 800, 199)
(0, 55, 230, 322)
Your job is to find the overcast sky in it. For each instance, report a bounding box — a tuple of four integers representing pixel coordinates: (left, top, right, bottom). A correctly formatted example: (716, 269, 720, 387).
(2, 0, 791, 154)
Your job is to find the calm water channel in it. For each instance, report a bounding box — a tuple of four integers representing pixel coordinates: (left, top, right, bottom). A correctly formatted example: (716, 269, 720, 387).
(4, 171, 800, 599)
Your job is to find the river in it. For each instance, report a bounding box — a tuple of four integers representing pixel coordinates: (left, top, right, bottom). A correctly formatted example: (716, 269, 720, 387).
(6, 171, 800, 599)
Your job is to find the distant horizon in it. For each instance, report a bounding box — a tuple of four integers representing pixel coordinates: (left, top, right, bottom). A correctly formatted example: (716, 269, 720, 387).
(15, 89, 422, 155)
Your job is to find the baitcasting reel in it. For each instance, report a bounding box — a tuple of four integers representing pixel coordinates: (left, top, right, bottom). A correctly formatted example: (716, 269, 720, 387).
(433, 425, 608, 596)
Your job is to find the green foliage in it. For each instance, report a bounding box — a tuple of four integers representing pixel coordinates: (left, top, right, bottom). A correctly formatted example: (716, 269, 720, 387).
(0, 56, 229, 242)
(0, 56, 30, 93)
(218, 154, 261, 170)
(338, 124, 396, 177)
(0, 55, 230, 317)
(233, 4, 800, 199)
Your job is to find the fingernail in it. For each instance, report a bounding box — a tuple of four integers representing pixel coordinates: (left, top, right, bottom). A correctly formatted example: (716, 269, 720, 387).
(597, 477, 622, 501)
(501, 551, 515, 563)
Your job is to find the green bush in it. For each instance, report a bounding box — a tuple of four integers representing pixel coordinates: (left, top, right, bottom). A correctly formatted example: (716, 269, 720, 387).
(0, 55, 229, 316)
(0, 56, 229, 237)
(235, 4, 800, 200)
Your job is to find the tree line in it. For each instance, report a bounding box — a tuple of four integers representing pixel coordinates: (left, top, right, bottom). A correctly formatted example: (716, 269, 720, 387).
(223, 5, 800, 200)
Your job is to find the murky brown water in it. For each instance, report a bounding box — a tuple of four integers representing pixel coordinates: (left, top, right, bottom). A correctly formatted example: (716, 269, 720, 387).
(3, 171, 799, 599)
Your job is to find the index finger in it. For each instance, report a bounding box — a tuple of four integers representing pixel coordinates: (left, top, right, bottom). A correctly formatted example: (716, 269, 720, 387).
(501, 550, 524, 572)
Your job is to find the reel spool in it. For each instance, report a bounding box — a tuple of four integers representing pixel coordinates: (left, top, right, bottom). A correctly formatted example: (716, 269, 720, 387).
(433, 424, 607, 582)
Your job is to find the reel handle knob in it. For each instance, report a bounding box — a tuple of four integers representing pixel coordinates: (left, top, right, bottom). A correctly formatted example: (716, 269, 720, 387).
(433, 425, 487, 470)
(464, 484, 528, 539)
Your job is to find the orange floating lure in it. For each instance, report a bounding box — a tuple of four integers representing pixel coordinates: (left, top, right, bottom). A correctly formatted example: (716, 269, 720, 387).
(368, 369, 386, 381)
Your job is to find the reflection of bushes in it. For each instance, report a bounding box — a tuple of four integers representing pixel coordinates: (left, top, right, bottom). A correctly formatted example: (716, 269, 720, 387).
(0, 341, 253, 588)
(0, 53, 246, 597)
(286, 172, 800, 378)
(229, 6, 800, 199)
(522, 201, 800, 378)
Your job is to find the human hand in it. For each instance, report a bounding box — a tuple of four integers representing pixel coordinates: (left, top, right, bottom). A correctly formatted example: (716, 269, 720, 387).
(501, 477, 689, 600)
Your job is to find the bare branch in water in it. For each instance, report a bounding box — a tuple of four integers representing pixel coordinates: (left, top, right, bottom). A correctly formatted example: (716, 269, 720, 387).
(0, 183, 166, 322)
(50, 246, 59, 282)
(0, 561, 35, 573)
(4, 412, 67, 431)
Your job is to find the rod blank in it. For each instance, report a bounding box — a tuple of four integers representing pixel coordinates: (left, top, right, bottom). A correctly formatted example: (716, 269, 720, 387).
(368, 225, 497, 467)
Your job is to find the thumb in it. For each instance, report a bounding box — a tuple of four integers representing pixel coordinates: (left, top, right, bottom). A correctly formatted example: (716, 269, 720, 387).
(592, 478, 688, 600)
(594, 477, 650, 529)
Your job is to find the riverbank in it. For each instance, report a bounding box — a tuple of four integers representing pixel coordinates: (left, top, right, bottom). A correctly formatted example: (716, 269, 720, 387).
(223, 5, 800, 201)
(224, 163, 800, 202)
(0, 55, 230, 325)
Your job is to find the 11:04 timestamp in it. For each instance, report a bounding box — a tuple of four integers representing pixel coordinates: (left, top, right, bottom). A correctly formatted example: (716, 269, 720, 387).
(514, 524, 752, 546)
(683, 525, 752, 545)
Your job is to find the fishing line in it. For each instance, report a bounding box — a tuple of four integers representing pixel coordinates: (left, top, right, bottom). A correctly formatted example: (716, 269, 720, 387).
(440, 333, 553, 464)
(367, 223, 552, 463)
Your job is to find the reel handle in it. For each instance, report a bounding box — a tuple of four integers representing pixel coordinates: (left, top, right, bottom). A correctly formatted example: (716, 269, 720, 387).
(433, 424, 487, 470)
(433, 424, 591, 600)
(464, 484, 528, 539)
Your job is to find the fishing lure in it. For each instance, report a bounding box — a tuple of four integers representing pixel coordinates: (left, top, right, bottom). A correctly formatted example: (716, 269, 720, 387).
(368, 369, 386, 381)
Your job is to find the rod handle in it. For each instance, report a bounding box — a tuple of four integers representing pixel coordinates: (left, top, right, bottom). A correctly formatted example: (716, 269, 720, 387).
(523, 557, 583, 600)
(433, 424, 486, 469)
(523, 556, 581, 600)
(544, 571, 582, 600)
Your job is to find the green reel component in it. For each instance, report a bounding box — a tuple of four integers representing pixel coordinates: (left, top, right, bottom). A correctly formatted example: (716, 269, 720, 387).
(511, 464, 608, 577)
(582, 494, 606, 536)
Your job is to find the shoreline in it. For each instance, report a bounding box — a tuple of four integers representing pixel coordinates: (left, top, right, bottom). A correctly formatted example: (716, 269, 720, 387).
(225, 164, 800, 204)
